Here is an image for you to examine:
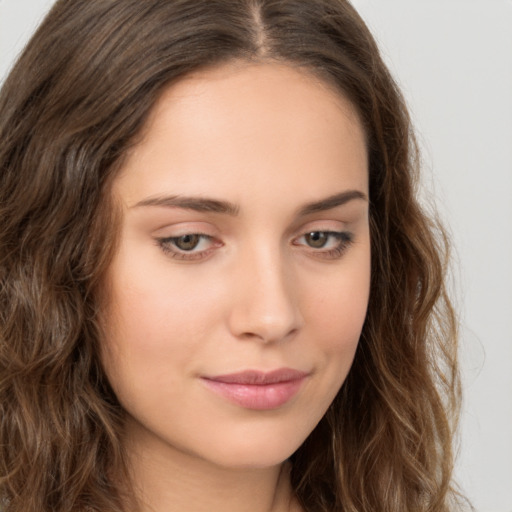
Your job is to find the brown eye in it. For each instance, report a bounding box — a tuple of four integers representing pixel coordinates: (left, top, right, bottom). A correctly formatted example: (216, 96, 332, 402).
(293, 230, 354, 259)
(304, 231, 329, 248)
(156, 233, 220, 261)
(173, 234, 201, 251)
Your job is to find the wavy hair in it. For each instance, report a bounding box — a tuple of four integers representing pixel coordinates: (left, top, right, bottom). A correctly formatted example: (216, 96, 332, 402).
(0, 1, 461, 510)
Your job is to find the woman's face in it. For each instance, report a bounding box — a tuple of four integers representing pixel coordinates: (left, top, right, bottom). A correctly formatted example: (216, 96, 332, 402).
(101, 62, 370, 469)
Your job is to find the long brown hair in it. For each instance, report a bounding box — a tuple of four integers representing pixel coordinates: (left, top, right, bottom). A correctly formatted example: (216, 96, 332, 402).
(0, 1, 461, 510)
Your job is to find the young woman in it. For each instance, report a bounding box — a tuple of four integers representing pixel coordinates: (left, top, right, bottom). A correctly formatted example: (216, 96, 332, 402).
(0, 1, 462, 511)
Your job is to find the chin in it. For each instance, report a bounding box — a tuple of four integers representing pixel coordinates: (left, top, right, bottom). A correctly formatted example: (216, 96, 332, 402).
(205, 446, 296, 470)
(193, 425, 312, 470)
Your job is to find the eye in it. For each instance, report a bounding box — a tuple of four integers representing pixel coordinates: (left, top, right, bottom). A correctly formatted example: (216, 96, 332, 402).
(173, 234, 202, 251)
(303, 231, 330, 248)
(156, 233, 220, 260)
(294, 230, 353, 258)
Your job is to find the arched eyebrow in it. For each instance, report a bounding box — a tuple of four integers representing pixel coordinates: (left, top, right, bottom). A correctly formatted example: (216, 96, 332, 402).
(131, 189, 367, 216)
(132, 195, 240, 215)
(297, 190, 367, 216)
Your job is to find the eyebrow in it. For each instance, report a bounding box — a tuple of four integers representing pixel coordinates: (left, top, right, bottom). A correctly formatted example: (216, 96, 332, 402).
(132, 195, 240, 215)
(297, 190, 367, 215)
(132, 189, 367, 216)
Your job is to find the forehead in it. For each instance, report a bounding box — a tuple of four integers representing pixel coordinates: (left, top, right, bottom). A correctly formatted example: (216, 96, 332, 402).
(147, 60, 362, 129)
(115, 61, 368, 205)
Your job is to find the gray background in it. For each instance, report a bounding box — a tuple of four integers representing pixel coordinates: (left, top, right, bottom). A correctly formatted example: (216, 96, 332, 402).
(1, 1, 511, 511)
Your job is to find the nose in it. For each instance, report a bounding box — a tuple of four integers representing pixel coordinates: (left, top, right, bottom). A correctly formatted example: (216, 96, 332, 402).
(227, 246, 303, 344)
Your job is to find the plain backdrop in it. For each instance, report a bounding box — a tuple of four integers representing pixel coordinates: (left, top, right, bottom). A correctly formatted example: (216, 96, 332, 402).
(1, 1, 511, 511)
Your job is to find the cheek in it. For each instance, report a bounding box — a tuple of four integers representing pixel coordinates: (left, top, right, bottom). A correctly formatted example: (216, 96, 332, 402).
(98, 249, 213, 402)
(309, 254, 370, 342)
(104, 232, 221, 336)
(303, 252, 370, 382)
(101, 277, 214, 377)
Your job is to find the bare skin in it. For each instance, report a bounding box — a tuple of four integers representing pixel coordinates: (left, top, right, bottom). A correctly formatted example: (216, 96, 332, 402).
(101, 61, 370, 512)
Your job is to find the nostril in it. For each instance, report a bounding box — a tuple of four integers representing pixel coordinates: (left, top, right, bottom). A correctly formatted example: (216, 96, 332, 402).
(228, 301, 303, 344)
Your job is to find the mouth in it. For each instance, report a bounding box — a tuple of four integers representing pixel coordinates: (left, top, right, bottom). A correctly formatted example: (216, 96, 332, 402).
(200, 368, 309, 410)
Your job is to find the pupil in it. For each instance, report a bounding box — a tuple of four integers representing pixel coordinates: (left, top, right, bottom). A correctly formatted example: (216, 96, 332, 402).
(176, 234, 200, 251)
(306, 232, 327, 248)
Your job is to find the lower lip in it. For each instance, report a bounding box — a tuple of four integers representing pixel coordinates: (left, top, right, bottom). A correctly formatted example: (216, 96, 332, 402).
(201, 377, 306, 410)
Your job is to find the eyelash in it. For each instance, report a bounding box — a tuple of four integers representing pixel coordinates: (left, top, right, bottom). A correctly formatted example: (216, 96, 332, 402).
(155, 230, 354, 261)
(293, 231, 354, 259)
(156, 233, 219, 261)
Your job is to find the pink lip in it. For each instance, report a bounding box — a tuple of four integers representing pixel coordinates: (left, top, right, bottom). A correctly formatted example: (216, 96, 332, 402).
(201, 368, 309, 410)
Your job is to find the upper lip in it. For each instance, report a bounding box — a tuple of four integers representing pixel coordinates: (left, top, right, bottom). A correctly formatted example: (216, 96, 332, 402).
(203, 368, 309, 385)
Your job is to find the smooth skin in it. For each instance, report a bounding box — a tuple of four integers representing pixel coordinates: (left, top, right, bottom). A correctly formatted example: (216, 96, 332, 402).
(101, 61, 371, 512)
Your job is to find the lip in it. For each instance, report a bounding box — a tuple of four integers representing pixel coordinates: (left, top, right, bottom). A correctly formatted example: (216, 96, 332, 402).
(201, 368, 309, 410)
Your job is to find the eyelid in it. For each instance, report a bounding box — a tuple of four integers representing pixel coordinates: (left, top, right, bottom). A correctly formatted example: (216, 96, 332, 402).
(154, 219, 355, 261)
(155, 233, 222, 261)
(292, 229, 354, 259)
(152, 220, 219, 237)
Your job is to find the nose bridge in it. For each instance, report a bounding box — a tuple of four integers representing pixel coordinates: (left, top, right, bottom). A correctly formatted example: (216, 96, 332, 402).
(228, 240, 302, 343)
